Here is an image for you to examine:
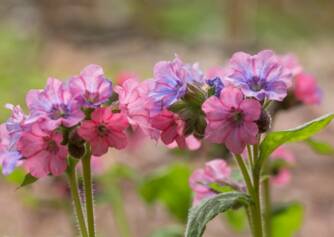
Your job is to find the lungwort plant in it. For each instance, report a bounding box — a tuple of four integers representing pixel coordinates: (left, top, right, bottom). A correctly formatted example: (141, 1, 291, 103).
(0, 50, 332, 237)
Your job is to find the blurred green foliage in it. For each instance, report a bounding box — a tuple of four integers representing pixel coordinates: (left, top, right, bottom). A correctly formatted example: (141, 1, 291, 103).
(138, 163, 192, 223)
(272, 202, 304, 237)
(0, 26, 43, 119)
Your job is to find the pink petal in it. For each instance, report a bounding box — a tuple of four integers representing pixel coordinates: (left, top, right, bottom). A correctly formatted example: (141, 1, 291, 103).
(220, 87, 243, 108)
(24, 150, 50, 178)
(90, 137, 109, 157)
(49, 154, 67, 176)
(106, 131, 128, 150)
(240, 99, 261, 121)
(225, 128, 245, 154)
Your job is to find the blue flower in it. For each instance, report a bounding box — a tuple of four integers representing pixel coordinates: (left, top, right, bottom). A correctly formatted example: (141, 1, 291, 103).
(207, 77, 224, 97)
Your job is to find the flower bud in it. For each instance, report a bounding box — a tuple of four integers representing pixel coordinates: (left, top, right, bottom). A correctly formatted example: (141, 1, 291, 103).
(256, 109, 272, 133)
(68, 142, 85, 159)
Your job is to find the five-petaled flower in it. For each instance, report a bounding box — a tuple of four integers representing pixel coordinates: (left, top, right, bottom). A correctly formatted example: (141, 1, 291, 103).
(69, 64, 113, 108)
(78, 107, 128, 156)
(17, 122, 68, 178)
(202, 87, 261, 154)
(226, 50, 288, 101)
(26, 78, 84, 130)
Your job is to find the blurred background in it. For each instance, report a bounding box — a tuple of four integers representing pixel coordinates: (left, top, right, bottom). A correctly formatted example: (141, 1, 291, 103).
(0, 0, 334, 236)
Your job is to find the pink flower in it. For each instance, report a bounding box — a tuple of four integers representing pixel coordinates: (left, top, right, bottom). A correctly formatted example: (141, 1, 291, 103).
(202, 87, 261, 154)
(69, 64, 113, 108)
(77, 107, 128, 156)
(150, 110, 187, 148)
(26, 78, 84, 130)
(279, 54, 303, 88)
(189, 159, 232, 205)
(294, 73, 322, 105)
(114, 78, 159, 139)
(204, 159, 232, 181)
(17, 122, 68, 178)
(270, 147, 295, 186)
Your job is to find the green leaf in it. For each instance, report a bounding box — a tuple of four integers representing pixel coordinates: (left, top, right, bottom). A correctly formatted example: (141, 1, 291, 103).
(185, 192, 252, 237)
(305, 138, 334, 156)
(272, 202, 304, 237)
(255, 113, 334, 173)
(149, 226, 183, 237)
(18, 173, 38, 188)
(138, 163, 192, 223)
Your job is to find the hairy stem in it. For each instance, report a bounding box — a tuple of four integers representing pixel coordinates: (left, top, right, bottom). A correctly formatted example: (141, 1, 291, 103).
(67, 169, 89, 237)
(262, 161, 272, 237)
(234, 154, 260, 237)
(82, 146, 96, 237)
(252, 143, 263, 237)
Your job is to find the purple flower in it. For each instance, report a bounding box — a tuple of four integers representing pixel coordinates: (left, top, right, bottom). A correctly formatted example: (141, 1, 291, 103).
(226, 50, 287, 101)
(26, 78, 85, 130)
(207, 77, 224, 97)
(0, 105, 29, 175)
(150, 56, 204, 113)
(0, 123, 22, 175)
(69, 64, 113, 108)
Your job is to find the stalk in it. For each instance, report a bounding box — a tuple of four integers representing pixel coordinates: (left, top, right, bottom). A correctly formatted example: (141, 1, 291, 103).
(252, 143, 264, 237)
(262, 161, 272, 237)
(234, 154, 262, 237)
(67, 168, 89, 237)
(82, 146, 96, 237)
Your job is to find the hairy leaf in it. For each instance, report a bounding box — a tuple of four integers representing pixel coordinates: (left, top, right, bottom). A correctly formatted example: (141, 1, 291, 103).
(185, 192, 251, 237)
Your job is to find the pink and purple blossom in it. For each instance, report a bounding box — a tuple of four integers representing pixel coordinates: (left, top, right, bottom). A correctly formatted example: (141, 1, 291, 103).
(17, 122, 68, 178)
(115, 78, 159, 139)
(78, 107, 128, 156)
(226, 50, 288, 101)
(202, 87, 261, 154)
(149, 56, 204, 113)
(69, 64, 113, 108)
(26, 78, 85, 130)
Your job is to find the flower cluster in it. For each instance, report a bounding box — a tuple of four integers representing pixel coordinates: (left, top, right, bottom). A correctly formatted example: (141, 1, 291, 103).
(0, 65, 133, 178)
(0, 50, 322, 180)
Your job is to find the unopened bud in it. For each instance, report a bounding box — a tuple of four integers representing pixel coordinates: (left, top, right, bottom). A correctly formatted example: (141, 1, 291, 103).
(256, 109, 272, 133)
(68, 143, 85, 159)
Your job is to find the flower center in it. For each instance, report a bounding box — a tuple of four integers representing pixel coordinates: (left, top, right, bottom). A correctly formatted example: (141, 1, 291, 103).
(49, 104, 70, 120)
(249, 76, 264, 92)
(46, 140, 59, 154)
(85, 91, 99, 104)
(97, 125, 108, 137)
(231, 109, 244, 124)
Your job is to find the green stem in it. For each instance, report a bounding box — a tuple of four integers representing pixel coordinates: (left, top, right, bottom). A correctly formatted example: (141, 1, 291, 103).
(67, 169, 89, 237)
(234, 154, 259, 237)
(263, 162, 272, 237)
(252, 144, 263, 237)
(82, 146, 96, 237)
